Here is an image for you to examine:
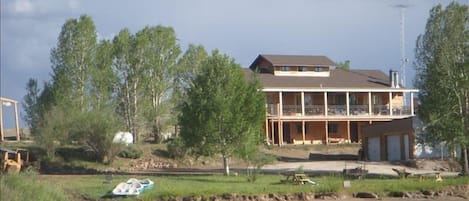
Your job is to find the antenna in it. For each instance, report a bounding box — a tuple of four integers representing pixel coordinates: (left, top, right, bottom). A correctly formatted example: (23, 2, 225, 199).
(394, 4, 411, 106)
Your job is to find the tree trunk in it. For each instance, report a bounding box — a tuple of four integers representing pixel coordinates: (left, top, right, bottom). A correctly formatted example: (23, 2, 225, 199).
(223, 155, 230, 176)
(463, 146, 469, 175)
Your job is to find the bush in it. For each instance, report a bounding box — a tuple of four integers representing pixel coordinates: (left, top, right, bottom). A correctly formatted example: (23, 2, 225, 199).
(167, 138, 187, 158)
(118, 145, 143, 159)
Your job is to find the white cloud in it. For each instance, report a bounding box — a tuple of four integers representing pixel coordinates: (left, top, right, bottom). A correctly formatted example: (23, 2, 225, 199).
(2, 0, 81, 19)
(14, 0, 34, 14)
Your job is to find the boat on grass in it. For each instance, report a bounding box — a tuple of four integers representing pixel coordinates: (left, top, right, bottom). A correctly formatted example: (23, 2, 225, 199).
(112, 178, 154, 196)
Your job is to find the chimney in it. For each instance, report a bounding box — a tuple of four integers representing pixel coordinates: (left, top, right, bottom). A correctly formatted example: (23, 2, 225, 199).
(389, 70, 400, 88)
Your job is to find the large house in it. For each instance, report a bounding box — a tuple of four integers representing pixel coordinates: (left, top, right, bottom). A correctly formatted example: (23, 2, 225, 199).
(245, 54, 418, 146)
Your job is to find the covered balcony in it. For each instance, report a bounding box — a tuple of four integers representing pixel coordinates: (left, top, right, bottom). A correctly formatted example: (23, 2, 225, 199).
(265, 91, 414, 118)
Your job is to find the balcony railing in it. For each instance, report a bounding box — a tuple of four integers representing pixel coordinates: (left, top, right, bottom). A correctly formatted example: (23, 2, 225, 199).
(372, 105, 389, 115)
(266, 104, 413, 117)
(283, 105, 302, 116)
(392, 106, 411, 115)
(305, 105, 324, 116)
(350, 105, 368, 116)
(328, 105, 346, 116)
(266, 104, 278, 116)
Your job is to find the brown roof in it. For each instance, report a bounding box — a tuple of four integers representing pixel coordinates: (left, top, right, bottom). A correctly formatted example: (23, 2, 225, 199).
(249, 54, 336, 69)
(244, 68, 396, 89)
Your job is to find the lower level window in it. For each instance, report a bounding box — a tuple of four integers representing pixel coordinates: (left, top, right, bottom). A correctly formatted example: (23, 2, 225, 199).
(328, 123, 338, 133)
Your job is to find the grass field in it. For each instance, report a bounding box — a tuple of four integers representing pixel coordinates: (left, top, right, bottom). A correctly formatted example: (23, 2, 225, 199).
(2, 173, 465, 201)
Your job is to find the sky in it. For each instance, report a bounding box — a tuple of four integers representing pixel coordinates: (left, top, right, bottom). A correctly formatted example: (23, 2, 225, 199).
(1, 0, 467, 128)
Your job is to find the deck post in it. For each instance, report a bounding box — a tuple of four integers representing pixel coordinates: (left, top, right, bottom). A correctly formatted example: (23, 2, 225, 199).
(368, 92, 372, 116)
(265, 118, 269, 141)
(324, 92, 328, 117)
(14, 102, 19, 141)
(279, 92, 283, 116)
(0, 102, 3, 142)
(389, 92, 393, 116)
(410, 92, 414, 115)
(302, 121, 306, 144)
(271, 120, 275, 145)
(346, 92, 350, 116)
(325, 121, 329, 145)
(347, 120, 351, 143)
(301, 92, 305, 116)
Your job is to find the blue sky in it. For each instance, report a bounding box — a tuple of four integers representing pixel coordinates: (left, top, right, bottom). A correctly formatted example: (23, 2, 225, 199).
(0, 0, 467, 128)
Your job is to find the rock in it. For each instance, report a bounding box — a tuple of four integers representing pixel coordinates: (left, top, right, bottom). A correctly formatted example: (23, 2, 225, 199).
(354, 192, 379, 199)
(388, 191, 404, 197)
(421, 190, 433, 196)
(222, 193, 234, 200)
(403, 192, 413, 198)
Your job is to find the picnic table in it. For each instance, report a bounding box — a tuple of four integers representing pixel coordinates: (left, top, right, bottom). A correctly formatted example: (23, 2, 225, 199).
(281, 172, 316, 185)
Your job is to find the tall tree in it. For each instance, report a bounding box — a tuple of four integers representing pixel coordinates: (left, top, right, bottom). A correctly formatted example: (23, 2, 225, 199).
(174, 44, 208, 92)
(139, 26, 181, 143)
(23, 79, 40, 133)
(415, 2, 469, 174)
(90, 39, 117, 109)
(179, 51, 266, 175)
(50, 15, 97, 111)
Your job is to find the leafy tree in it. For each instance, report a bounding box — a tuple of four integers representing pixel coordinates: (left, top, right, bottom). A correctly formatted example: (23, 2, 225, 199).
(90, 39, 117, 110)
(336, 60, 350, 70)
(50, 15, 97, 111)
(415, 2, 469, 174)
(172, 44, 208, 137)
(34, 105, 73, 159)
(138, 26, 181, 143)
(112, 28, 143, 142)
(179, 50, 266, 175)
(69, 107, 122, 163)
(174, 44, 208, 92)
(22, 78, 40, 133)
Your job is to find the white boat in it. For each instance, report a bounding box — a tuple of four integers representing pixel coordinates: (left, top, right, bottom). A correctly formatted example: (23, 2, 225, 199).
(112, 182, 143, 196)
(126, 178, 154, 191)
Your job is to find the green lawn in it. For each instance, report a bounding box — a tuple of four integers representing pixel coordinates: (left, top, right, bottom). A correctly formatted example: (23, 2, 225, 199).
(21, 174, 467, 201)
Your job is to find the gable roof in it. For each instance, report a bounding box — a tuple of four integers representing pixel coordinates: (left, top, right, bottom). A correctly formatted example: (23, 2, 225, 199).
(244, 68, 398, 89)
(249, 54, 336, 69)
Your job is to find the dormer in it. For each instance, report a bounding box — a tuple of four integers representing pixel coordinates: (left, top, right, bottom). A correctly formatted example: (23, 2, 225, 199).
(249, 54, 336, 77)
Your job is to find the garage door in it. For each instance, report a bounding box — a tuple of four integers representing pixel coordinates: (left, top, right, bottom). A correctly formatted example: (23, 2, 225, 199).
(367, 137, 380, 161)
(387, 135, 401, 161)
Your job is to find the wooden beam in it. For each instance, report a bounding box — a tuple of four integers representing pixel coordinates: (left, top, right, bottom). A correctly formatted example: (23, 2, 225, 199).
(0, 102, 3, 142)
(301, 92, 305, 116)
(347, 120, 351, 143)
(271, 120, 274, 145)
(346, 92, 350, 116)
(389, 92, 393, 116)
(14, 102, 20, 141)
(265, 118, 269, 141)
(302, 121, 306, 144)
(324, 92, 328, 117)
(368, 92, 372, 116)
(410, 92, 414, 115)
(325, 121, 329, 145)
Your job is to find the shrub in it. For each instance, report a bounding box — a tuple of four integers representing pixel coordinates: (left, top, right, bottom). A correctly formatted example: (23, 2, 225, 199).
(118, 145, 143, 159)
(167, 138, 187, 158)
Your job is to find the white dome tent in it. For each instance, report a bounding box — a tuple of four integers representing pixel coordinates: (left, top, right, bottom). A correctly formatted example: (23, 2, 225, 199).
(113, 131, 133, 145)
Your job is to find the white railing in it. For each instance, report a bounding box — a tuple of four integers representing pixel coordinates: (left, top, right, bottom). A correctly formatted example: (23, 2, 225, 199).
(305, 105, 324, 116)
(282, 105, 302, 116)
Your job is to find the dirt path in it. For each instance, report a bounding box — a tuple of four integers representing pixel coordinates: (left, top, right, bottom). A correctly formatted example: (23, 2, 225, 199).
(262, 161, 461, 177)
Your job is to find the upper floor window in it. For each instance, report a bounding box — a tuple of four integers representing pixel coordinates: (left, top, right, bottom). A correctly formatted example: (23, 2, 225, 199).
(280, 66, 289, 71)
(314, 67, 322, 72)
(298, 66, 306, 72)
